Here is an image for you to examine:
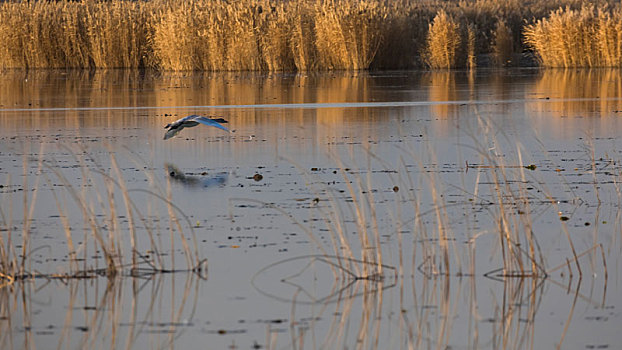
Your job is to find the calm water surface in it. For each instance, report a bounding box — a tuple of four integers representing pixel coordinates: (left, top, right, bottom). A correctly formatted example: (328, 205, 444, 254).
(0, 69, 621, 349)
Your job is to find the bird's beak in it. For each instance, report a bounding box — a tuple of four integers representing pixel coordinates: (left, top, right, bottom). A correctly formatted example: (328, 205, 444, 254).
(164, 123, 171, 129)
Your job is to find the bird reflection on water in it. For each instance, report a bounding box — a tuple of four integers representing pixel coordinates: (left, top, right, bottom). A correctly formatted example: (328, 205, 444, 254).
(165, 163, 228, 188)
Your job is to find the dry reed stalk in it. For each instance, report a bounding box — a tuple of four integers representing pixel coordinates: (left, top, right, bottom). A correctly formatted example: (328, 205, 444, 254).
(1, 0, 619, 70)
(110, 154, 138, 267)
(363, 166, 384, 277)
(488, 148, 527, 276)
(0, 175, 16, 279)
(86, 2, 148, 68)
(326, 199, 358, 267)
(597, 8, 622, 66)
(398, 139, 463, 277)
(1, 145, 212, 283)
(257, 4, 296, 71)
(555, 279, 581, 350)
(40, 147, 187, 275)
(314, 0, 388, 70)
(466, 116, 551, 277)
(280, 154, 366, 276)
(314, 193, 363, 278)
(314, 4, 351, 70)
(150, 4, 193, 71)
(524, 5, 622, 67)
(424, 10, 462, 69)
(290, 7, 317, 71)
(19, 145, 45, 275)
(334, 162, 382, 279)
(19, 155, 30, 276)
(229, 4, 262, 70)
(45, 175, 79, 273)
(0, 3, 23, 68)
(428, 166, 455, 275)
(44, 161, 118, 275)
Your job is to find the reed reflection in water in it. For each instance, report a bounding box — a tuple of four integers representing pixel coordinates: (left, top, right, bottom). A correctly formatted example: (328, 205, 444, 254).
(1, 69, 620, 139)
(0, 250, 608, 349)
(0, 271, 203, 350)
(528, 69, 622, 117)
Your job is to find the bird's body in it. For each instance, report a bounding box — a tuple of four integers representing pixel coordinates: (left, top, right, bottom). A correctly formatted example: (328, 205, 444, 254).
(164, 115, 229, 140)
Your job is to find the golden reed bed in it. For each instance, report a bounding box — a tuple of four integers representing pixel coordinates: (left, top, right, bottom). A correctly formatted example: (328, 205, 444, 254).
(0, 0, 620, 70)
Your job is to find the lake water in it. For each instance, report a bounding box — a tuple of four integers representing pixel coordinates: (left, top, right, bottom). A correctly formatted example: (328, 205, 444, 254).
(1, 69, 621, 349)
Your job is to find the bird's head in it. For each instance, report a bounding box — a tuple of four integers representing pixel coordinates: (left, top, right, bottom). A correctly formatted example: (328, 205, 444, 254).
(164, 123, 171, 129)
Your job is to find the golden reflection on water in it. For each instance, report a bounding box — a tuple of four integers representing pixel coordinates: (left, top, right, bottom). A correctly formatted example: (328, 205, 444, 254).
(528, 69, 622, 117)
(0, 70, 383, 129)
(1, 69, 621, 139)
(426, 71, 459, 119)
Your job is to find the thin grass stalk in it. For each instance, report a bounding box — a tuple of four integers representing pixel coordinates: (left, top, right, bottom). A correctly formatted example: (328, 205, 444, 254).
(476, 122, 525, 274)
(81, 154, 122, 271)
(110, 154, 138, 267)
(493, 159, 525, 275)
(19, 155, 29, 275)
(44, 163, 117, 275)
(21, 283, 34, 349)
(0, 184, 8, 274)
(18, 143, 46, 274)
(340, 168, 374, 277)
(516, 149, 539, 276)
(420, 142, 462, 275)
(352, 149, 409, 282)
(327, 154, 374, 276)
(355, 283, 372, 349)
(364, 150, 383, 277)
(401, 159, 424, 278)
(585, 136, 602, 205)
(104, 171, 120, 264)
(82, 175, 167, 271)
(430, 181, 450, 274)
(161, 176, 200, 269)
(79, 154, 92, 273)
(290, 7, 316, 71)
(397, 144, 432, 276)
(521, 170, 547, 275)
(283, 154, 360, 275)
(1, 175, 18, 278)
(327, 199, 358, 273)
(44, 175, 79, 273)
(469, 116, 546, 275)
(317, 195, 361, 277)
(556, 278, 581, 350)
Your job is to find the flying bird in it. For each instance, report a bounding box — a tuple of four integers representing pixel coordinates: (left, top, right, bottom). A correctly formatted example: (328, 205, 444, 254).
(163, 115, 230, 140)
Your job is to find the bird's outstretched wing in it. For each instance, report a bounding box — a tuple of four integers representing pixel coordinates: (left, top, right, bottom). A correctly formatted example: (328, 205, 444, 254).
(163, 128, 181, 140)
(193, 116, 230, 132)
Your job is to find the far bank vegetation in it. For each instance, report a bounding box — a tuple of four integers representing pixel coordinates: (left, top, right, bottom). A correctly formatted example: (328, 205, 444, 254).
(0, 0, 620, 70)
